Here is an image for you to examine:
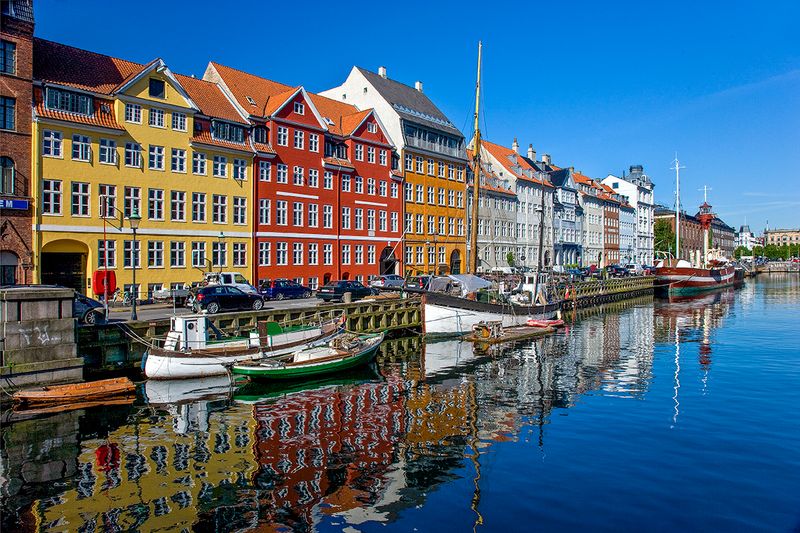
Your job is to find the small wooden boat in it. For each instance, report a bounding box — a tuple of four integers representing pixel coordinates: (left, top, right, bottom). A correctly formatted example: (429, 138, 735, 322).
(8, 396, 135, 419)
(525, 318, 565, 328)
(12, 377, 136, 407)
(232, 332, 384, 381)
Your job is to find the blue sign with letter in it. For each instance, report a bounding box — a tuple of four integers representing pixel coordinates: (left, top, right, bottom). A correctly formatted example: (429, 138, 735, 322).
(0, 199, 29, 210)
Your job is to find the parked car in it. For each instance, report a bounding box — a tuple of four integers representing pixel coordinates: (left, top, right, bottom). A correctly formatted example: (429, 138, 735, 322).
(192, 285, 264, 314)
(260, 279, 312, 300)
(404, 275, 432, 291)
(203, 272, 258, 294)
(74, 293, 106, 325)
(566, 268, 584, 280)
(153, 283, 191, 305)
(608, 264, 629, 277)
(624, 264, 644, 276)
(317, 280, 377, 302)
(370, 274, 406, 289)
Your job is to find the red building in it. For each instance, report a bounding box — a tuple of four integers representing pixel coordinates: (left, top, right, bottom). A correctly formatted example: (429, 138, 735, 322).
(600, 184, 621, 265)
(205, 63, 402, 289)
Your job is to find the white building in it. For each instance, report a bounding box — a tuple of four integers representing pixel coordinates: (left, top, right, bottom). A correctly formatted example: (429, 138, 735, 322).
(736, 224, 760, 250)
(573, 172, 605, 267)
(602, 165, 655, 265)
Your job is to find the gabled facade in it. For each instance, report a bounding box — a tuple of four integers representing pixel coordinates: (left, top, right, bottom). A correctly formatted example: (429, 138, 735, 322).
(0, 0, 35, 284)
(31, 40, 254, 298)
(573, 171, 605, 267)
(321, 66, 467, 275)
(206, 63, 402, 288)
(602, 165, 655, 265)
(599, 184, 622, 265)
(540, 161, 582, 267)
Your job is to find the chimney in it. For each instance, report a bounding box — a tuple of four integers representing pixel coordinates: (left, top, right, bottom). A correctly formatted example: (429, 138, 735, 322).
(378, 66, 387, 78)
(415, 81, 423, 92)
(527, 144, 536, 161)
(512, 138, 519, 154)
(542, 154, 551, 165)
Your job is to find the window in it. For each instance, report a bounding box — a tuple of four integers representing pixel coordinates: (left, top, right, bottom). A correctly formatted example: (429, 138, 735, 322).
(233, 197, 246, 225)
(212, 195, 227, 223)
(457, 191, 464, 208)
(192, 192, 206, 222)
(379, 180, 387, 197)
(342, 207, 351, 230)
(380, 150, 387, 166)
(367, 146, 375, 163)
(253, 126, 267, 144)
(171, 191, 186, 221)
(171, 148, 186, 173)
(277, 126, 288, 146)
(308, 243, 318, 265)
(428, 246, 435, 266)
(438, 162, 446, 178)
(324, 171, 333, 189)
(125, 143, 142, 167)
(405, 213, 412, 233)
(259, 199, 271, 225)
(258, 242, 271, 266)
(342, 244, 351, 264)
(147, 188, 164, 220)
(367, 178, 376, 195)
(308, 203, 318, 227)
(448, 164, 454, 179)
(309, 133, 319, 152)
(379, 210, 387, 231)
(276, 242, 288, 265)
(293, 166, 304, 186)
(276, 200, 288, 225)
(99, 184, 116, 218)
(457, 166, 464, 181)
(428, 186, 435, 204)
(192, 152, 207, 175)
(123, 186, 141, 218)
(341, 174, 351, 192)
(124, 240, 141, 268)
(99, 139, 116, 164)
(438, 188, 445, 206)
(213, 155, 227, 177)
(391, 212, 398, 233)
(405, 183, 413, 202)
(258, 161, 271, 181)
(0, 40, 16, 74)
(149, 78, 165, 99)
(367, 209, 376, 231)
(354, 208, 362, 230)
(149, 108, 165, 127)
(294, 130, 304, 149)
(191, 242, 206, 268)
(448, 217, 455, 236)
(448, 190, 455, 207)
(355, 144, 364, 161)
(294, 101, 305, 115)
(308, 168, 319, 188)
(405, 154, 413, 171)
(323, 205, 333, 228)
(355, 245, 363, 264)
(212, 241, 227, 267)
(323, 244, 333, 265)
(428, 215, 435, 234)
(233, 159, 247, 180)
(71, 182, 89, 216)
(276, 164, 288, 184)
(124, 103, 141, 123)
(170, 111, 187, 131)
(293, 243, 304, 265)
(71, 135, 91, 161)
(416, 246, 424, 264)
(233, 242, 246, 267)
(415, 156, 423, 173)
(43, 130, 63, 157)
(170, 241, 185, 267)
(45, 88, 91, 115)
(367, 122, 377, 134)
(355, 176, 363, 194)
(212, 121, 244, 143)
(405, 246, 413, 265)
(416, 214, 423, 234)
(148, 241, 164, 268)
(98, 240, 116, 268)
(416, 185, 424, 203)
(148, 145, 165, 170)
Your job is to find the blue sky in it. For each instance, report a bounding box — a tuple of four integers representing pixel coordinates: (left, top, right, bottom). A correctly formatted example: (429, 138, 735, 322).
(36, 0, 799, 232)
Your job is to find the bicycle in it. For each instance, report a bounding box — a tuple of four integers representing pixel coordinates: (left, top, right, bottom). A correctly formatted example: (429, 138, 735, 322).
(111, 288, 133, 306)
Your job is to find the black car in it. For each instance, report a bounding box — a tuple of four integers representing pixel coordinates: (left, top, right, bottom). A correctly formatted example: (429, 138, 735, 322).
(404, 275, 432, 291)
(192, 285, 264, 314)
(317, 280, 377, 302)
(74, 293, 106, 325)
(260, 278, 312, 300)
(607, 264, 629, 278)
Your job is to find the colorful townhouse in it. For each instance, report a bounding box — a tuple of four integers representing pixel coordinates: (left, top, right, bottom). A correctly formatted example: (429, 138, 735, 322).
(321, 67, 468, 276)
(31, 39, 254, 298)
(0, 0, 34, 285)
(573, 171, 605, 268)
(204, 63, 403, 289)
(599, 183, 622, 265)
(602, 165, 655, 265)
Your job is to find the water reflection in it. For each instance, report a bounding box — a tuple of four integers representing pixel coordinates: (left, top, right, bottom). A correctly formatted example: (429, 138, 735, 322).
(1, 289, 748, 532)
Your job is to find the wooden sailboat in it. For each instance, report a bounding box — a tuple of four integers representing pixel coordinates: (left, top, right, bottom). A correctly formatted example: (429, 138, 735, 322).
(13, 377, 136, 407)
(422, 42, 560, 336)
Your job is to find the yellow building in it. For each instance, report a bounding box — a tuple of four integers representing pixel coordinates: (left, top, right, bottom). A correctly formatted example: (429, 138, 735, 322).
(31, 39, 254, 299)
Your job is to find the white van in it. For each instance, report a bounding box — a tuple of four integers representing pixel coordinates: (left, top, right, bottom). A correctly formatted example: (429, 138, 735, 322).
(203, 272, 258, 294)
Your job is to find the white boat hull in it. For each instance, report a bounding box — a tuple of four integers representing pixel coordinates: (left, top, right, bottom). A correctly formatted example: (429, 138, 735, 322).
(424, 302, 554, 336)
(143, 351, 261, 380)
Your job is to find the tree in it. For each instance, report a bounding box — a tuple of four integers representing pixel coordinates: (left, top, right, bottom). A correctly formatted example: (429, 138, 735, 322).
(734, 246, 751, 259)
(506, 252, 515, 267)
(654, 219, 676, 255)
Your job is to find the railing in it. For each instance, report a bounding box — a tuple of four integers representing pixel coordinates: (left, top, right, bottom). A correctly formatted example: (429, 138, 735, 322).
(556, 276, 655, 308)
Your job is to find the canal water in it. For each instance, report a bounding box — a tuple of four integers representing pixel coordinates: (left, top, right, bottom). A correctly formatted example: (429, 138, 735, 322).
(2, 276, 798, 532)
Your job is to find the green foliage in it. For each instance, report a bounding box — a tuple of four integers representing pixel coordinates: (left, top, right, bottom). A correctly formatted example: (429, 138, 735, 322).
(654, 219, 676, 255)
(506, 252, 515, 267)
(733, 246, 751, 259)
(752, 243, 800, 260)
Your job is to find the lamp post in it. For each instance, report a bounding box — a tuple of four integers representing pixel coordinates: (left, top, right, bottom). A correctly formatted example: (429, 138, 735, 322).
(217, 231, 225, 273)
(129, 209, 141, 321)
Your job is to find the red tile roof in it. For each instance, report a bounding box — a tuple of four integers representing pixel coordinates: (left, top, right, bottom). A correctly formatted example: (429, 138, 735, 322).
(252, 141, 276, 155)
(191, 120, 253, 153)
(309, 93, 368, 136)
(263, 86, 302, 117)
(33, 87, 124, 131)
(208, 62, 294, 118)
(479, 139, 553, 188)
(467, 150, 517, 197)
(174, 73, 247, 124)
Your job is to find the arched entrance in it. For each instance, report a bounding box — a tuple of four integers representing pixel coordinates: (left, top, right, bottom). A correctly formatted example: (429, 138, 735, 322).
(323, 272, 332, 285)
(341, 271, 350, 281)
(449, 249, 461, 275)
(380, 246, 397, 275)
(0, 251, 19, 285)
(41, 239, 89, 293)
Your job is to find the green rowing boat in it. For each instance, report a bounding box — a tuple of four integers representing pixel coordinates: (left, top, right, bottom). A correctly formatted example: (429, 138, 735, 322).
(232, 332, 385, 381)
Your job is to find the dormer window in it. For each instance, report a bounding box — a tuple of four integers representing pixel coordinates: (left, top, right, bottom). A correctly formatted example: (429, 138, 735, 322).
(45, 87, 92, 116)
(293, 102, 305, 115)
(212, 121, 245, 143)
(246, 96, 257, 106)
(367, 122, 377, 134)
(253, 126, 267, 144)
(149, 78, 166, 99)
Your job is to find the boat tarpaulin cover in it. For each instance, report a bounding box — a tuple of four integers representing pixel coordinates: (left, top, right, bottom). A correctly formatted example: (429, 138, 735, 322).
(442, 274, 492, 296)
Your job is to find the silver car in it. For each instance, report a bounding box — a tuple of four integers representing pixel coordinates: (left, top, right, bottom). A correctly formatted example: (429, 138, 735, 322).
(370, 274, 405, 289)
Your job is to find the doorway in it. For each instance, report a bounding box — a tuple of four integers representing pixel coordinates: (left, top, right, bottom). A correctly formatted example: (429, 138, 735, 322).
(380, 246, 397, 275)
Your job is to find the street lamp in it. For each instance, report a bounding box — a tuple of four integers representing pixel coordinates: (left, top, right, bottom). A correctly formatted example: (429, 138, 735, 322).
(129, 209, 141, 321)
(217, 231, 225, 273)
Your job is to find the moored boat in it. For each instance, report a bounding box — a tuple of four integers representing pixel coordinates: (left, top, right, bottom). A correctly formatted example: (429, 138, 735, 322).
(13, 377, 135, 407)
(232, 332, 384, 381)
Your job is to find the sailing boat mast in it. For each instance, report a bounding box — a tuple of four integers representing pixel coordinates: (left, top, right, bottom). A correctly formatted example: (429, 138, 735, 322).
(468, 41, 483, 274)
(671, 155, 684, 259)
